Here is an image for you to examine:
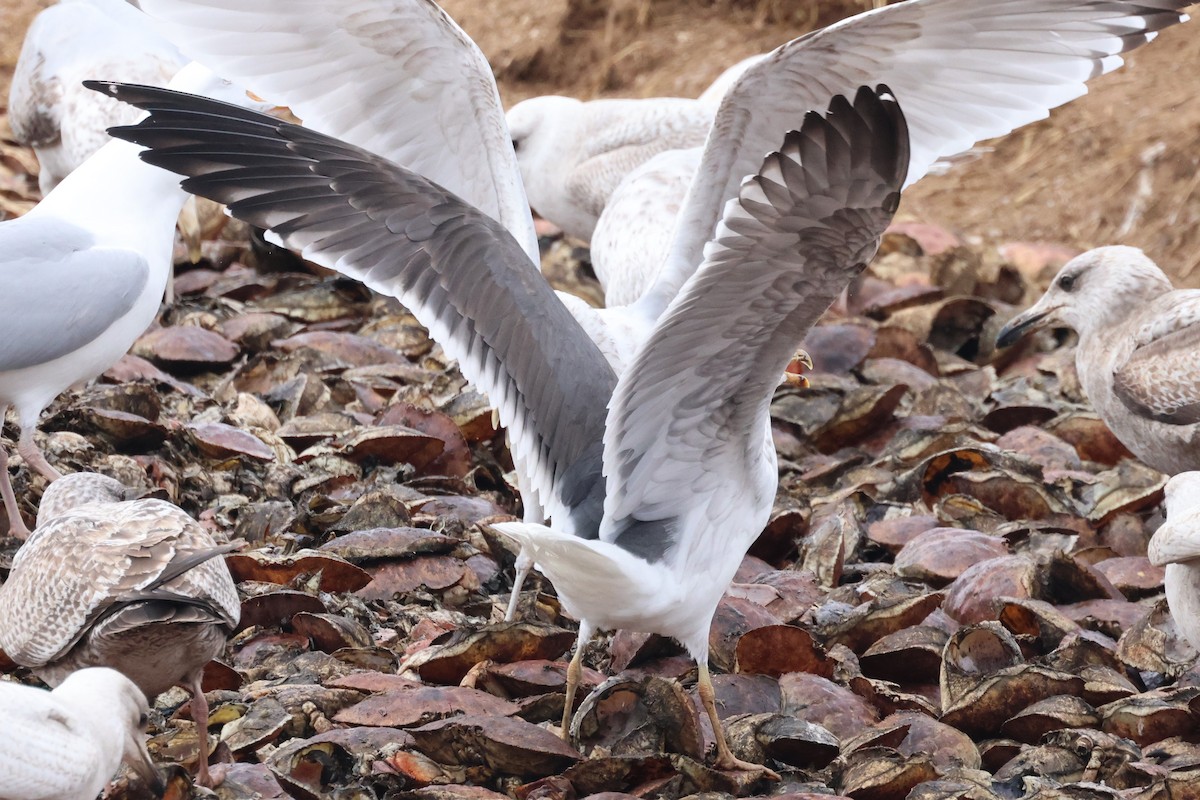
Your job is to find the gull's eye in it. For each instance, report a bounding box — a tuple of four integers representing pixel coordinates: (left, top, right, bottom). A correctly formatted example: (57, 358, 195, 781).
(138, 712, 149, 729)
(1057, 273, 1076, 292)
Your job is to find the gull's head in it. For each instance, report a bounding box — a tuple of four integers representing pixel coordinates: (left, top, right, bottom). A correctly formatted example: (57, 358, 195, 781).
(35, 472, 132, 526)
(996, 246, 1171, 347)
(166, 62, 278, 114)
(505, 96, 583, 212)
(57, 668, 163, 794)
(1149, 472, 1200, 567)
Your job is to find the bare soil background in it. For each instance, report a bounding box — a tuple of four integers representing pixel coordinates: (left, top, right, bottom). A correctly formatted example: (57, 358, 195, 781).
(3, 0, 1199, 281)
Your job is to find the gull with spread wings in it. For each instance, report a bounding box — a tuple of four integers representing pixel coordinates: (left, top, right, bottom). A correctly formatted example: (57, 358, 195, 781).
(124, 0, 1189, 617)
(95, 77, 908, 774)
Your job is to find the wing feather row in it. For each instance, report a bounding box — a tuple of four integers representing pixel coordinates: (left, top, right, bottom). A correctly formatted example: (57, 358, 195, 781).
(642, 0, 1190, 319)
(0, 501, 236, 664)
(97, 82, 613, 534)
(137, 0, 540, 263)
(602, 86, 910, 554)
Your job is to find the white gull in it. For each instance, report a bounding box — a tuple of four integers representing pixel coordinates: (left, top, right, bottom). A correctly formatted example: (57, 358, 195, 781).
(0, 64, 270, 539)
(127, 0, 1189, 615)
(0, 667, 161, 800)
(99, 80, 908, 774)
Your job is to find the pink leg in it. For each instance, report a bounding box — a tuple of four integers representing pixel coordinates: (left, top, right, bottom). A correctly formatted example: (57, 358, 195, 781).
(0, 445, 30, 540)
(17, 426, 61, 482)
(189, 674, 217, 788)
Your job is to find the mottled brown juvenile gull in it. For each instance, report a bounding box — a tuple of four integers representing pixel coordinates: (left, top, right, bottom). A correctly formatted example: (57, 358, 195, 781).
(996, 246, 1200, 475)
(0, 667, 161, 800)
(1147, 472, 1200, 653)
(97, 75, 907, 773)
(0, 64, 271, 539)
(0, 472, 240, 788)
(9, 0, 183, 195)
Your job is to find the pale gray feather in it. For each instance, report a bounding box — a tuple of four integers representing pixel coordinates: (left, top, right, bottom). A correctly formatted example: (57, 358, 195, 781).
(0, 216, 148, 371)
(602, 87, 909, 559)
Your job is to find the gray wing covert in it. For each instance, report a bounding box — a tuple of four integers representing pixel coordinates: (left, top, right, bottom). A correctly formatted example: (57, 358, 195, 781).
(0, 216, 147, 372)
(602, 86, 910, 561)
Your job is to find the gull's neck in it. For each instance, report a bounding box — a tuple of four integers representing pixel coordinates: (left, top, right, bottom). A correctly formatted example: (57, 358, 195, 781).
(28, 139, 186, 265)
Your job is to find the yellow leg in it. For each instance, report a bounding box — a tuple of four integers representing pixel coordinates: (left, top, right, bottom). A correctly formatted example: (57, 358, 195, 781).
(560, 621, 593, 739)
(697, 661, 780, 779)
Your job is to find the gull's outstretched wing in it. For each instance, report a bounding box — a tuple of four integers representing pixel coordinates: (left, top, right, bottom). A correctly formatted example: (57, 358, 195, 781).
(1113, 292, 1200, 425)
(97, 82, 614, 532)
(601, 86, 909, 561)
(136, 0, 539, 263)
(639, 0, 1190, 316)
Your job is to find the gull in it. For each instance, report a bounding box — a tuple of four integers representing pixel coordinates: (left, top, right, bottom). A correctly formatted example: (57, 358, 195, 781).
(98, 78, 909, 774)
(506, 0, 1191, 303)
(505, 95, 713, 243)
(9, 0, 184, 195)
(9, 0, 231, 270)
(0, 667, 162, 800)
(0, 472, 241, 787)
(126, 0, 1190, 613)
(0, 63, 269, 539)
(995, 246, 1200, 475)
(134, 0, 1182, 449)
(1147, 472, 1200, 653)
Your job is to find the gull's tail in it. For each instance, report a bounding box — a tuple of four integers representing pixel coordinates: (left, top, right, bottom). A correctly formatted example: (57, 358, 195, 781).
(491, 522, 659, 613)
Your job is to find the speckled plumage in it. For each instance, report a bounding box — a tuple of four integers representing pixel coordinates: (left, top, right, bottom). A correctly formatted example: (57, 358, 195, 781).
(9, 0, 183, 194)
(996, 246, 1200, 475)
(1, 473, 239, 689)
(0, 472, 238, 786)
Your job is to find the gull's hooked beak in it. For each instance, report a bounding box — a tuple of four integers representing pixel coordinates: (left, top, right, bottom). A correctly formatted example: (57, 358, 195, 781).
(126, 733, 164, 795)
(782, 349, 814, 388)
(995, 303, 1061, 349)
